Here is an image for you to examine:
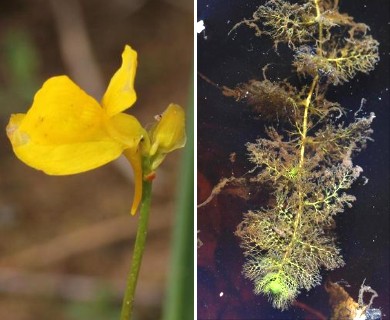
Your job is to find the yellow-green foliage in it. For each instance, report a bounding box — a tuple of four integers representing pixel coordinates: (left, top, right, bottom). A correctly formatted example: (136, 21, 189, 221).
(230, 0, 379, 310)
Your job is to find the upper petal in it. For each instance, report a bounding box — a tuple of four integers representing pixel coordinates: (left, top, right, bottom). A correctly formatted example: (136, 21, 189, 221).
(102, 45, 137, 116)
(18, 75, 105, 145)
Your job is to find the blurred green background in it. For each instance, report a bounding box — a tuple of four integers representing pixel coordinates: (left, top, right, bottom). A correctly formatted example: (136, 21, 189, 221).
(0, 0, 193, 319)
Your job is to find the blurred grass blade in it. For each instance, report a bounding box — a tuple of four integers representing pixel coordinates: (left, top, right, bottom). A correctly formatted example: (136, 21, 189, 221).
(162, 74, 194, 320)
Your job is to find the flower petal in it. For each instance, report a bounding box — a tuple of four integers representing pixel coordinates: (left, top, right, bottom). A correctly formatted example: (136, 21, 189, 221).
(18, 75, 105, 145)
(10, 139, 124, 175)
(6, 76, 125, 175)
(105, 112, 147, 149)
(102, 45, 137, 116)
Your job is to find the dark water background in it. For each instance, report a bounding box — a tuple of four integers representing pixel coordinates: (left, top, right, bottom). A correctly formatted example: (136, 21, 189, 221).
(197, 0, 389, 319)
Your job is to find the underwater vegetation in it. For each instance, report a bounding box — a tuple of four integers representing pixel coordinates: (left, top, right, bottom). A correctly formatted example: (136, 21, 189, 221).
(224, 0, 380, 310)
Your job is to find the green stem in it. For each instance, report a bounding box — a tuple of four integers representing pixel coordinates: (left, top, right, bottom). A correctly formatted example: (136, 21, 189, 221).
(120, 179, 153, 320)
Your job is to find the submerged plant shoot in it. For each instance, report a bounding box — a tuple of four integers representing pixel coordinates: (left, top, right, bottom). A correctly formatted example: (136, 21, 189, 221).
(222, 0, 380, 310)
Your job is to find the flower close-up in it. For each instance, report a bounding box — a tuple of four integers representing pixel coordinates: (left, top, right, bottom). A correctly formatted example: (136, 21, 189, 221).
(6, 44, 186, 215)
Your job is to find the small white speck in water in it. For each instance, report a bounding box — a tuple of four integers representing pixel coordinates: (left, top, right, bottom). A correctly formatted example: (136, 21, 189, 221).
(197, 20, 205, 33)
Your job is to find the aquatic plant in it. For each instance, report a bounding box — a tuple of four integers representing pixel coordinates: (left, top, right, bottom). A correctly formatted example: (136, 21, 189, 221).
(227, 0, 379, 310)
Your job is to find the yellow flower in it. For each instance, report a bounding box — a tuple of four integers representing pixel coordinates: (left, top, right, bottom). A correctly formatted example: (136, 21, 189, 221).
(148, 104, 186, 170)
(6, 45, 146, 215)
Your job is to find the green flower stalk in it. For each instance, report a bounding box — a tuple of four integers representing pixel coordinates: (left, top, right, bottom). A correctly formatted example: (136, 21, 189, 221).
(120, 178, 153, 319)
